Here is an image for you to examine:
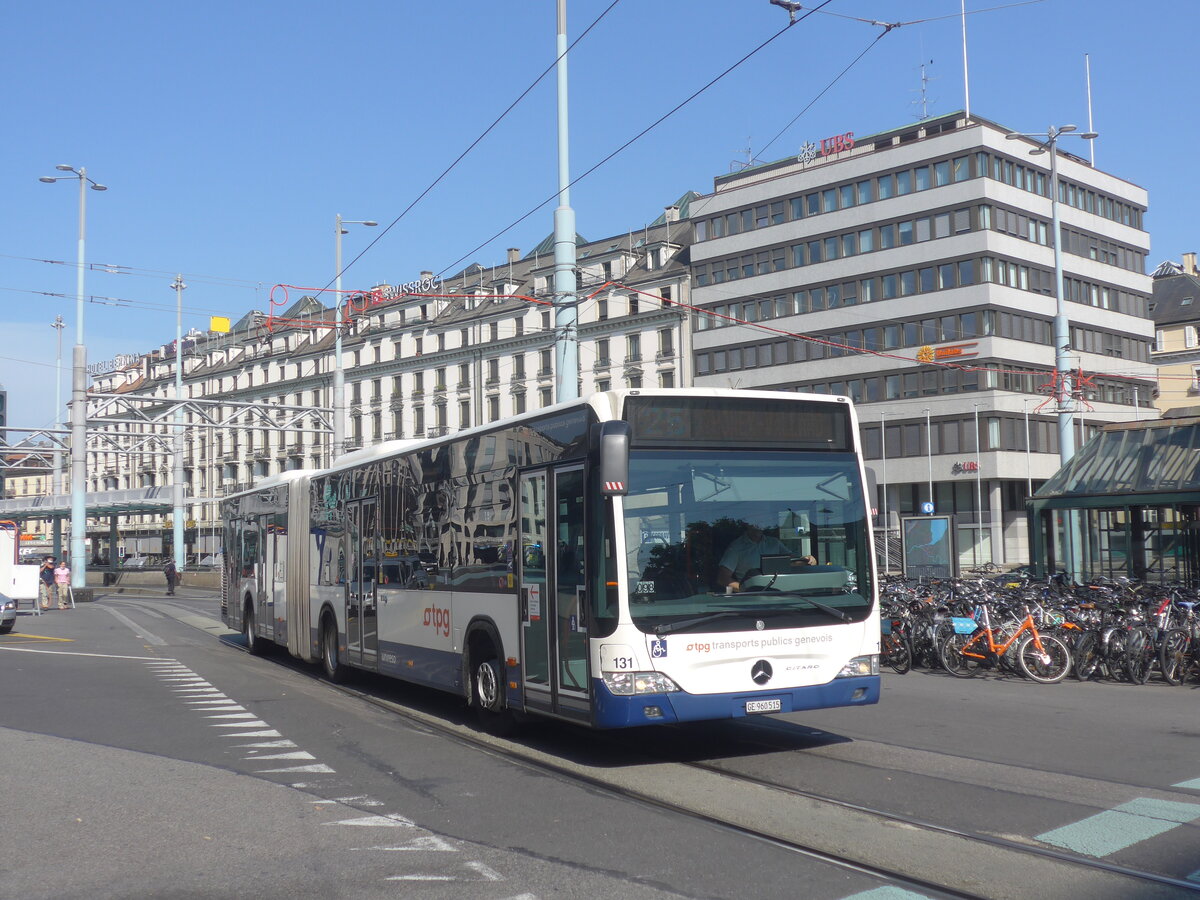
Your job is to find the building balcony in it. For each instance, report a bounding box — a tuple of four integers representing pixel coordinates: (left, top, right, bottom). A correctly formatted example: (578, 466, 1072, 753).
(456, 381, 471, 393)
(592, 357, 611, 370)
(537, 367, 553, 379)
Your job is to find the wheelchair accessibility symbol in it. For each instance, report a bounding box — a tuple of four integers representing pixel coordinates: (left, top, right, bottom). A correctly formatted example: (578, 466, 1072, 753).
(651, 639, 668, 658)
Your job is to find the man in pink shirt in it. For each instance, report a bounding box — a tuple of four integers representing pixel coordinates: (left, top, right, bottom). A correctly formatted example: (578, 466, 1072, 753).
(53, 559, 71, 609)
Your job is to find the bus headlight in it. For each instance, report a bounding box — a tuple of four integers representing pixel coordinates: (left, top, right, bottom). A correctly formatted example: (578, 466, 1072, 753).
(836, 655, 879, 678)
(603, 670, 681, 695)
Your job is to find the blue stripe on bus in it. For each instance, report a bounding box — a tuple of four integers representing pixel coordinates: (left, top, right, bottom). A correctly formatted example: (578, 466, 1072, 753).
(591, 675, 879, 729)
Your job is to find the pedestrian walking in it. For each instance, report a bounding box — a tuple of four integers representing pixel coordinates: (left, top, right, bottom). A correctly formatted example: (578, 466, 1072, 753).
(53, 558, 71, 609)
(163, 558, 177, 596)
(38, 556, 55, 610)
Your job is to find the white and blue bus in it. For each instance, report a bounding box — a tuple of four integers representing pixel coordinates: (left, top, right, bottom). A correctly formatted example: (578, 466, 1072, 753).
(221, 389, 880, 730)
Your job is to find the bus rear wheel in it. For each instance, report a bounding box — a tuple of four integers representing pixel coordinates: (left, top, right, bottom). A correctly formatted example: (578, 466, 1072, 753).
(244, 601, 268, 656)
(321, 614, 349, 684)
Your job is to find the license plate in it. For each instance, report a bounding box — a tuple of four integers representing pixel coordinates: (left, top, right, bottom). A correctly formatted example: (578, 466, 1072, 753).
(746, 698, 782, 714)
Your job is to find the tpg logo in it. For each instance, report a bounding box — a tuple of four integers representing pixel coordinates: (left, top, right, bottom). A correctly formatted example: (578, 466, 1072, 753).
(423, 604, 451, 638)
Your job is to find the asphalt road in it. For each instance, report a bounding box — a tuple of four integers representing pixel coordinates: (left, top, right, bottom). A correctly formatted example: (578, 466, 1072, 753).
(3, 590, 1199, 899)
(0, 594, 913, 900)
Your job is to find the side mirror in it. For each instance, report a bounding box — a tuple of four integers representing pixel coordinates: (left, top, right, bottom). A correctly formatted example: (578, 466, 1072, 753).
(594, 421, 630, 496)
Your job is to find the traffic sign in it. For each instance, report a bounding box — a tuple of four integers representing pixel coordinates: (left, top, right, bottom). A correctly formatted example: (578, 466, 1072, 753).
(920, 501, 935, 515)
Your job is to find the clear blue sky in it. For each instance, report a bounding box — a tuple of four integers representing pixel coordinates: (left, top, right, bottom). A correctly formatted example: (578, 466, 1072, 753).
(2, 0, 1195, 432)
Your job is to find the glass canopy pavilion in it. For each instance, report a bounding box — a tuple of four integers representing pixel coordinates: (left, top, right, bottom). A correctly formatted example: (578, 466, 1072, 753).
(1028, 414, 1200, 584)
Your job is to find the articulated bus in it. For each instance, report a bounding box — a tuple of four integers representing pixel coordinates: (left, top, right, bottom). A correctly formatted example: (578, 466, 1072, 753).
(220, 389, 880, 730)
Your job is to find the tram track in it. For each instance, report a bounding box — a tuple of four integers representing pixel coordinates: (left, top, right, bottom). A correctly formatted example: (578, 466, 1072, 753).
(298, 665, 1200, 900)
(181, 608, 1198, 900)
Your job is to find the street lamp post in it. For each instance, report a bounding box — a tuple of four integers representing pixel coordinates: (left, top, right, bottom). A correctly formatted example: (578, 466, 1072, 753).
(880, 411, 889, 574)
(974, 402, 985, 565)
(51, 315, 65, 560)
(1023, 398, 1033, 496)
(333, 214, 377, 462)
(923, 406, 933, 510)
(1005, 125, 1096, 579)
(40, 165, 106, 589)
(171, 275, 186, 573)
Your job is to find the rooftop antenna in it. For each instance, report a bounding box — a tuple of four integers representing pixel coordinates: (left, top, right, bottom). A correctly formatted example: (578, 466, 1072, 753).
(730, 137, 763, 172)
(911, 58, 938, 120)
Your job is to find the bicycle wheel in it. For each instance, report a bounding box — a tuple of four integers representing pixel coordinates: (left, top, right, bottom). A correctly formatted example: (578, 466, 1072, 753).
(1016, 633, 1071, 683)
(1122, 627, 1155, 685)
(1072, 630, 1101, 681)
(1159, 628, 1191, 686)
(940, 632, 982, 677)
(882, 632, 913, 674)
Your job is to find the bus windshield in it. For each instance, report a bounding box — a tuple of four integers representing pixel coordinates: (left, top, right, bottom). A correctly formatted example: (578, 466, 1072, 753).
(622, 450, 873, 633)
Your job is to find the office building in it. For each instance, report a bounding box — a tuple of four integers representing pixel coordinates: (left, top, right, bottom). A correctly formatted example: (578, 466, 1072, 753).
(689, 112, 1154, 568)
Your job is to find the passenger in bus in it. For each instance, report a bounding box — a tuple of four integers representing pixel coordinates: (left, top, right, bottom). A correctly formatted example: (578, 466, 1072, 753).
(717, 524, 811, 592)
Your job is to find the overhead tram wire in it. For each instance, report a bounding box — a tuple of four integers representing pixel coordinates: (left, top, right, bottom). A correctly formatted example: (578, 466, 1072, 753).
(757, 31, 889, 159)
(331, 0, 625, 291)
(435, 1, 835, 281)
(806, 0, 1045, 29)
(0, 252, 266, 291)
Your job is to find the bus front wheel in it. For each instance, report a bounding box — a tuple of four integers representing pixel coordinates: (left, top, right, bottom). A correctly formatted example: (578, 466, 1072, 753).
(468, 642, 515, 736)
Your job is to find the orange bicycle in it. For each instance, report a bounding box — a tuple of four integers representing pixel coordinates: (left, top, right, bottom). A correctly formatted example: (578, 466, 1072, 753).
(940, 602, 1072, 683)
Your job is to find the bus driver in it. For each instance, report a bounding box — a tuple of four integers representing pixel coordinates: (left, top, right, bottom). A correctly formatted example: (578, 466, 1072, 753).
(718, 523, 808, 593)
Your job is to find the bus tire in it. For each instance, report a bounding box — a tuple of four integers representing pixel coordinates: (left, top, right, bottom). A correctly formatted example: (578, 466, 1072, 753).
(244, 599, 269, 657)
(466, 631, 515, 736)
(320, 611, 349, 684)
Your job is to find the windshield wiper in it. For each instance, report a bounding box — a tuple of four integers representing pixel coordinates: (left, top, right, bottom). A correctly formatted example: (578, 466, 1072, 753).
(654, 610, 742, 636)
(733, 591, 851, 622)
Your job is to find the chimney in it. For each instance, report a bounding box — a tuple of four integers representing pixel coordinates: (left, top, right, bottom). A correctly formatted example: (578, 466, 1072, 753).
(1184, 252, 1198, 276)
(663, 206, 679, 223)
(420, 270, 433, 281)
(507, 248, 521, 264)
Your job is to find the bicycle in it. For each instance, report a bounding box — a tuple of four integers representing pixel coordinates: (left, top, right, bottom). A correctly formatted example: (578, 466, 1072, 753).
(940, 601, 1072, 683)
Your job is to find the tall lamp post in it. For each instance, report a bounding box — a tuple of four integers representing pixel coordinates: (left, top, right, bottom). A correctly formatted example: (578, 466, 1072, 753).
(332, 214, 377, 462)
(171, 275, 187, 573)
(51, 315, 66, 560)
(40, 165, 106, 589)
(1005, 125, 1097, 579)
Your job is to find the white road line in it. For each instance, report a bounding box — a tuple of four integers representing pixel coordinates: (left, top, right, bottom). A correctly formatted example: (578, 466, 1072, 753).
(204, 712, 260, 719)
(236, 740, 297, 748)
(327, 814, 414, 827)
(188, 702, 243, 709)
(248, 751, 316, 761)
(328, 796, 384, 807)
(100, 606, 167, 645)
(258, 763, 336, 774)
(465, 861, 503, 881)
(222, 730, 282, 738)
(0, 647, 169, 661)
(211, 720, 272, 728)
(359, 835, 457, 851)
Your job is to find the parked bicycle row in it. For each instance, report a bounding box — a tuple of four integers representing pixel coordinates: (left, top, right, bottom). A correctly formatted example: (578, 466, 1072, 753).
(878, 572, 1200, 686)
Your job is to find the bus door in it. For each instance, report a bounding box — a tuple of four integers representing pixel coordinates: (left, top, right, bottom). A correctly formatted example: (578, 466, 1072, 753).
(519, 467, 590, 720)
(345, 497, 379, 669)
